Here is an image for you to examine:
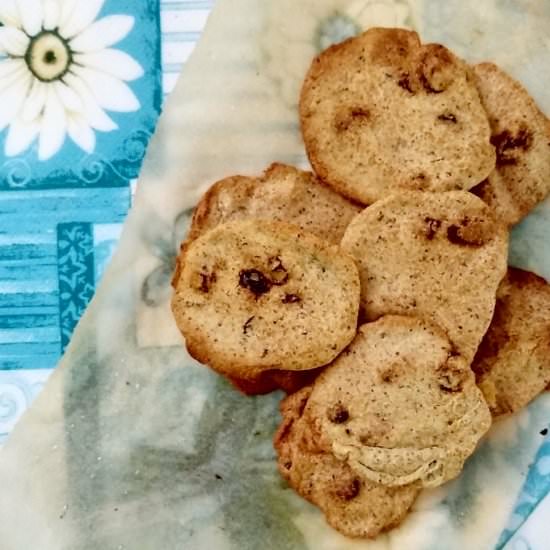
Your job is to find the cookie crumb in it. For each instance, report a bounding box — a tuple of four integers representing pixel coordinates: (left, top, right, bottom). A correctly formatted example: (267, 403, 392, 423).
(268, 256, 289, 285)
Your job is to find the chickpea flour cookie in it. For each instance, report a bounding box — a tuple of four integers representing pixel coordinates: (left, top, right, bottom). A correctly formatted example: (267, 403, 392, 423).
(227, 366, 325, 396)
(300, 28, 495, 205)
(186, 163, 362, 245)
(341, 190, 508, 362)
(177, 163, 361, 394)
(471, 63, 550, 226)
(301, 317, 492, 489)
(473, 268, 550, 416)
(171, 220, 360, 379)
(274, 388, 419, 539)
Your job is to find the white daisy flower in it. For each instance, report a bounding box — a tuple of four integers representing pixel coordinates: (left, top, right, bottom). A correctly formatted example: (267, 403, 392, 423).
(0, 0, 144, 160)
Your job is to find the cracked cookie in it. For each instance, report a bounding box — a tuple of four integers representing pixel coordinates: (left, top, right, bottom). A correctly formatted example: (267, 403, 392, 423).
(300, 316, 492, 489)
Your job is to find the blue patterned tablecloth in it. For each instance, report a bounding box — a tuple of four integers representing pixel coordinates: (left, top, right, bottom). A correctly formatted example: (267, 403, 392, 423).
(0, 0, 213, 444)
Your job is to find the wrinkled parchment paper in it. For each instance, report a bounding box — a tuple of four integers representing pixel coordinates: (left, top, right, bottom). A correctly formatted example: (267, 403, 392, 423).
(1, 1, 550, 549)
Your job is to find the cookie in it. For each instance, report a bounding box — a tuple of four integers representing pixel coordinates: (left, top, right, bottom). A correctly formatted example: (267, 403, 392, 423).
(471, 63, 550, 226)
(187, 163, 362, 245)
(300, 27, 495, 205)
(227, 367, 325, 396)
(341, 190, 508, 363)
(473, 268, 550, 416)
(274, 388, 419, 539)
(172, 220, 360, 378)
(301, 317, 492, 488)
(178, 164, 361, 395)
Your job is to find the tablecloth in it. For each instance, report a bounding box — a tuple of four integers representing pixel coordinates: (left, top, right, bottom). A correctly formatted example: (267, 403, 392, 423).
(0, 0, 214, 445)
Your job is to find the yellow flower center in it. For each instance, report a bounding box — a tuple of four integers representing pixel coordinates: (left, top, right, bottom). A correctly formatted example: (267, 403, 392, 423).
(25, 31, 71, 82)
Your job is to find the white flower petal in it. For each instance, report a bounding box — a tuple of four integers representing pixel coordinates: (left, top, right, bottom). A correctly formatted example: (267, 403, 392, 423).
(0, 8, 19, 27)
(67, 114, 95, 153)
(69, 15, 134, 53)
(54, 80, 82, 112)
(74, 49, 144, 81)
(59, 0, 105, 39)
(0, 72, 31, 131)
(0, 27, 30, 56)
(43, 0, 61, 31)
(63, 72, 117, 131)
(39, 86, 67, 160)
(73, 66, 139, 112)
(5, 117, 40, 156)
(0, 0, 21, 27)
(0, 59, 27, 91)
(58, 0, 78, 29)
(16, 0, 43, 36)
(21, 80, 48, 122)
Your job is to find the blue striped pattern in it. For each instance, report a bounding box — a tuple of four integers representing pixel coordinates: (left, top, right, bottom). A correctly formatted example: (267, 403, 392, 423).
(0, 188, 130, 370)
(160, 0, 214, 96)
(0, 0, 212, 443)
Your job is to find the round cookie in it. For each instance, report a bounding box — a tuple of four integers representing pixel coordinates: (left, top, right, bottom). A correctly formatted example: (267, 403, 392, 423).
(172, 220, 360, 378)
(471, 63, 550, 226)
(300, 27, 496, 205)
(341, 190, 508, 363)
(301, 317, 492, 489)
(178, 163, 361, 395)
(473, 268, 550, 416)
(187, 163, 362, 245)
(274, 388, 419, 539)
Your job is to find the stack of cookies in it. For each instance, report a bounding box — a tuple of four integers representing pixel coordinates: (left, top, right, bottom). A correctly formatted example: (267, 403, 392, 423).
(171, 28, 550, 538)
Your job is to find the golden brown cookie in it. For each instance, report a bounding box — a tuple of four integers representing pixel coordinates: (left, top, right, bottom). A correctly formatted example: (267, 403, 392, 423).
(300, 28, 495, 205)
(274, 388, 419, 539)
(473, 268, 550, 416)
(341, 190, 508, 363)
(172, 220, 360, 379)
(179, 163, 362, 395)
(187, 163, 362, 245)
(471, 63, 550, 226)
(301, 317, 492, 489)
